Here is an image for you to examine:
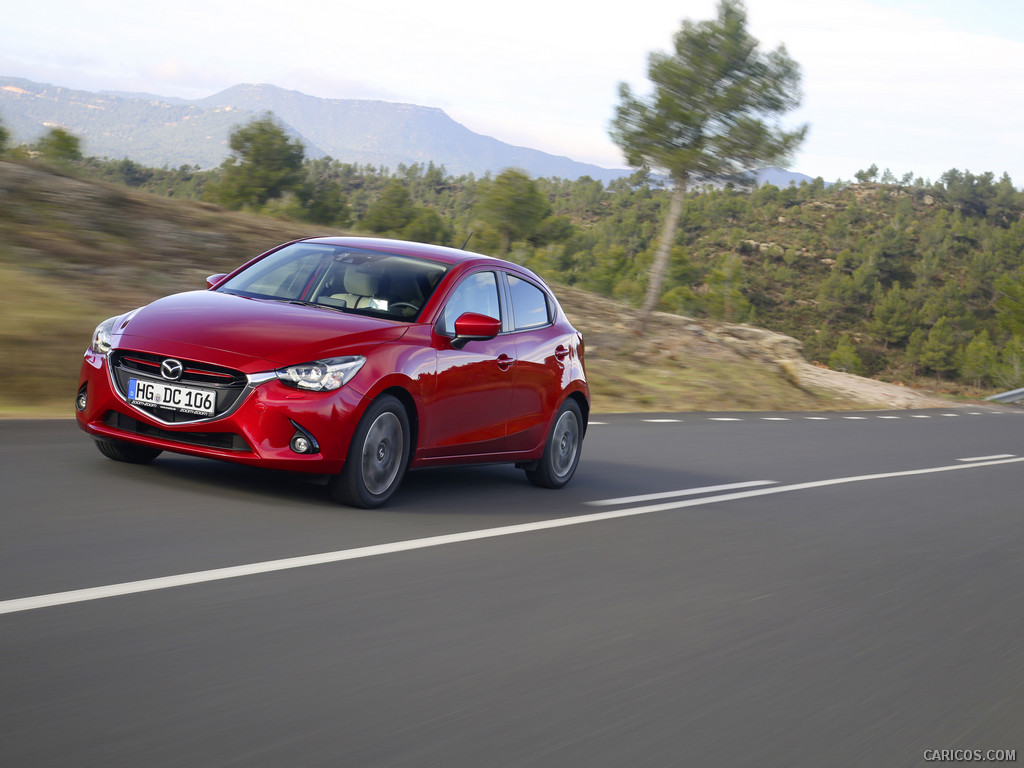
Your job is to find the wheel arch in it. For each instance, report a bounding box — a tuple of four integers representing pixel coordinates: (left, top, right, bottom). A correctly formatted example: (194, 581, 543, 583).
(376, 385, 419, 461)
(566, 390, 590, 437)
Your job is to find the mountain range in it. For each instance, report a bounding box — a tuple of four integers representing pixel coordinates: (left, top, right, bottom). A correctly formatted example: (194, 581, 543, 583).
(0, 76, 818, 186)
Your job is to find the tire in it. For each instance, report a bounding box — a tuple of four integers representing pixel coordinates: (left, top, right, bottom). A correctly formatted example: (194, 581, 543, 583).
(329, 395, 410, 508)
(525, 399, 583, 489)
(94, 438, 162, 464)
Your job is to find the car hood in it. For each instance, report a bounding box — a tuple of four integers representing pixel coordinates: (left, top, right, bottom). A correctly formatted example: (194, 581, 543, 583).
(113, 290, 409, 370)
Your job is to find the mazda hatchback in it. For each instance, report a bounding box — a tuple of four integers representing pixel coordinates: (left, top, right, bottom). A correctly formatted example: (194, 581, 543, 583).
(76, 237, 589, 507)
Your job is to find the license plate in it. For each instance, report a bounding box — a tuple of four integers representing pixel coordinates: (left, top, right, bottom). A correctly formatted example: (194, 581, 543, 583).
(128, 378, 216, 416)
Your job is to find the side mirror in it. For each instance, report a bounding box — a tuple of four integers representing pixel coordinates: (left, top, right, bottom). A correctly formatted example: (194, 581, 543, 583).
(206, 273, 228, 289)
(452, 312, 501, 349)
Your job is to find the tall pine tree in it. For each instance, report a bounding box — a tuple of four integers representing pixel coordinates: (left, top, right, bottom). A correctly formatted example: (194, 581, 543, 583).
(610, 0, 806, 329)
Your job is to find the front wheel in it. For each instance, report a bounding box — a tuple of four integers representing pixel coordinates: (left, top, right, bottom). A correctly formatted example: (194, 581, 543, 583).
(329, 395, 410, 508)
(525, 399, 583, 489)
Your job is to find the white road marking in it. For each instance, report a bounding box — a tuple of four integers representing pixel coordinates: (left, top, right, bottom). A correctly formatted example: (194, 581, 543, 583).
(596, 410, 1010, 426)
(958, 454, 1015, 462)
(5, 456, 1024, 617)
(585, 480, 778, 507)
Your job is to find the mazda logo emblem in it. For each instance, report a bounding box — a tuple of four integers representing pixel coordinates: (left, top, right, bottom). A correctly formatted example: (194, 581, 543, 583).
(160, 359, 184, 381)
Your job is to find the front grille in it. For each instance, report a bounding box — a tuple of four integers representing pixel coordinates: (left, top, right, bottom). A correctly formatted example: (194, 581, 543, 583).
(110, 350, 249, 423)
(113, 351, 247, 386)
(104, 411, 251, 451)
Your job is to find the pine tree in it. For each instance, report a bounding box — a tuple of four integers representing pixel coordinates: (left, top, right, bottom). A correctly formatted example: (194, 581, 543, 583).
(917, 317, 958, 380)
(207, 113, 304, 210)
(828, 336, 865, 375)
(959, 330, 997, 389)
(996, 336, 1024, 389)
(868, 282, 913, 348)
(475, 169, 550, 253)
(362, 181, 416, 233)
(610, 0, 805, 330)
(37, 127, 82, 163)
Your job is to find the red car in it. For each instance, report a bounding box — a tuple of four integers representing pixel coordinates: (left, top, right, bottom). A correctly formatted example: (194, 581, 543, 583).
(76, 237, 589, 507)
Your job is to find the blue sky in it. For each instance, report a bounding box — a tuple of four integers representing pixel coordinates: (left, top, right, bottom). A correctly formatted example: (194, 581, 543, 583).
(3, 0, 1023, 183)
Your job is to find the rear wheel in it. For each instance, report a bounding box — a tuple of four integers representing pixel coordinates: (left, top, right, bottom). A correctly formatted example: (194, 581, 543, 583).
(94, 438, 162, 464)
(329, 394, 410, 508)
(525, 399, 583, 489)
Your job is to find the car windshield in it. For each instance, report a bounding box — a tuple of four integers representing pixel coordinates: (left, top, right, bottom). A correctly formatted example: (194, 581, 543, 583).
(216, 243, 449, 322)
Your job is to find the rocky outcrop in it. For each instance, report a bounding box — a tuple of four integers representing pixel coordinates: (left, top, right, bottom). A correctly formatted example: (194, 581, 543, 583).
(706, 322, 950, 409)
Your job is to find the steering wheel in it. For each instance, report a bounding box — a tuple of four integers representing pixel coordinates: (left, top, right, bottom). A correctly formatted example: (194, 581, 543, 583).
(389, 302, 420, 314)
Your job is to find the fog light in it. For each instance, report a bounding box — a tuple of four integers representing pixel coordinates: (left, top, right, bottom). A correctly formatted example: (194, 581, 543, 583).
(289, 421, 320, 455)
(76, 386, 88, 412)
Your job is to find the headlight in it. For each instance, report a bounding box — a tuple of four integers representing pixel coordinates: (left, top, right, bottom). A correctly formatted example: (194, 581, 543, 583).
(276, 356, 366, 391)
(89, 316, 117, 355)
(89, 309, 140, 356)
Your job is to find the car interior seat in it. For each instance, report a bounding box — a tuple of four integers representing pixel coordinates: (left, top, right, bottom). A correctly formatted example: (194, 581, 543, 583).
(332, 265, 385, 309)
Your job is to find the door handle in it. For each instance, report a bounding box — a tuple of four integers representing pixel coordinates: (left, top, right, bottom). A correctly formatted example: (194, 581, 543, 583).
(554, 345, 570, 361)
(496, 354, 514, 371)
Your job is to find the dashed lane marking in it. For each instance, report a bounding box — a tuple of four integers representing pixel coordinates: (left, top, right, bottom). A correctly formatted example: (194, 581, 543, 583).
(590, 411, 1013, 426)
(584, 480, 778, 507)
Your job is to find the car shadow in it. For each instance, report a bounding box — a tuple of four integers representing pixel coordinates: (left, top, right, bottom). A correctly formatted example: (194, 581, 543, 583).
(123, 455, 333, 507)
(395, 464, 535, 510)
(103, 454, 549, 514)
(93, 452, 749, 519)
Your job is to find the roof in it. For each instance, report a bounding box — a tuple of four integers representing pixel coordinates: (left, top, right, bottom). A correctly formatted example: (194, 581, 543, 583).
(303, 236, 499, 268)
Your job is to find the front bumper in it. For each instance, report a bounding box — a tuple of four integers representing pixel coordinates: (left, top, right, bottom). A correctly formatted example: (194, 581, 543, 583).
(76, 350, 364, 474)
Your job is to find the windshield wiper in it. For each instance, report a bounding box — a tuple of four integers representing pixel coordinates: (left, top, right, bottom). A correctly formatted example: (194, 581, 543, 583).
(283, 299, 348, 314)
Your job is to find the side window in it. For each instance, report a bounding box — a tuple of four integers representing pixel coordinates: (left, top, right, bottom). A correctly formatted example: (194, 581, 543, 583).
(440, 271, 501, 335)
(507, 275, 551, 330)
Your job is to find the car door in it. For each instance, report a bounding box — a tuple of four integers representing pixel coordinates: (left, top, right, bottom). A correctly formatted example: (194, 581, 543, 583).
(503, 273, 568, 452)
(422, 270, 517, 458)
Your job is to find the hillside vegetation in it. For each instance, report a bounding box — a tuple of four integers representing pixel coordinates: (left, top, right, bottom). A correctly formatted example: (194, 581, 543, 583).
(0, 159, 955, 416)
(53, 133, 1024, 395)
(6, 90, 1024, 408)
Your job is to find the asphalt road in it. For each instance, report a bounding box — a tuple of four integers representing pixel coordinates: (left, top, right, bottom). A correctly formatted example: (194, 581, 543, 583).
(2, 408, 1024, 767)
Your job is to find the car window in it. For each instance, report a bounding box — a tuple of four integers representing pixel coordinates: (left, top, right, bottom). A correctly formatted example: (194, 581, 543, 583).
(440, 271, 501, 335)
(507, 275, 551, 330)
(234, 245, 332, 300)
(217, 243, 447, 321)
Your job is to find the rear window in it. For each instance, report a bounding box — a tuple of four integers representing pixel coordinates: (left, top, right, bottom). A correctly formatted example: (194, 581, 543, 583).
(507, 275, 551, 330)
